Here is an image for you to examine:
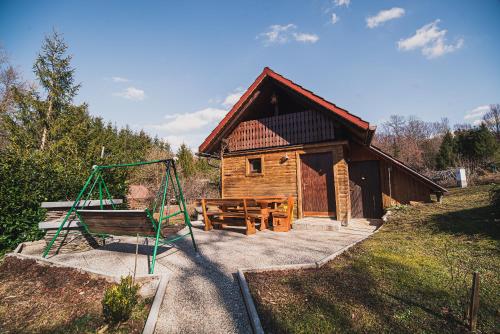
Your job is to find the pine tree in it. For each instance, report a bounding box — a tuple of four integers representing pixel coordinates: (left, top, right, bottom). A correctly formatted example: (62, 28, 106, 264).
(435, 131, 457, 169)
(456, 125, 497, 163)
(176, 143, 195, 178)
(34, 30, 80, 150)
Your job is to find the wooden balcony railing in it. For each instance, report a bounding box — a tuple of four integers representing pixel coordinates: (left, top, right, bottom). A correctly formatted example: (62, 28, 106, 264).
(227, 110, 335, 152)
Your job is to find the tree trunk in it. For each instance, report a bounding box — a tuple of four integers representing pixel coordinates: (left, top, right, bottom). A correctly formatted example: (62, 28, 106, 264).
(40, 98, 52, 150)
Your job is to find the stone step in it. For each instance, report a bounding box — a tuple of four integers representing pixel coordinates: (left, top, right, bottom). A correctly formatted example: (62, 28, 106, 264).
(292, 218, 341, 231)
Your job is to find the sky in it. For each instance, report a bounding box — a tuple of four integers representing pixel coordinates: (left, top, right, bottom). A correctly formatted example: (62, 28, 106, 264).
(1, 0, 499, 151)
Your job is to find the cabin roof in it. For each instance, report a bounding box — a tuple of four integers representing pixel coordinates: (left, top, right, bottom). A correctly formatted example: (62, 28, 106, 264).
(368, 145, 448, 193)
(198, 67, 447, 194)
(199, 67, 374, 153)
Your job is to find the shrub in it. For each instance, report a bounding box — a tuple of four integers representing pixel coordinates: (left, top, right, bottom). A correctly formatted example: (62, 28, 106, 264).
(102, 276, 139, 324)
(0, 152, 57, 254)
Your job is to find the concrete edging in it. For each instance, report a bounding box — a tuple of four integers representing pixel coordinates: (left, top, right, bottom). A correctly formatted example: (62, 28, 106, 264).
(237, 225, 382, 334)
(142, 273, 170, 334)
(5, 251, 170, 334)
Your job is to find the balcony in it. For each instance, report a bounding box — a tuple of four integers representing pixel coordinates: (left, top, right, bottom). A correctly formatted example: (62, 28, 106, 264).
(227, 110, 335, 152)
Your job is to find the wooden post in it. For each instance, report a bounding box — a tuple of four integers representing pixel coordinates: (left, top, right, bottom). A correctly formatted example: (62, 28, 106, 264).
(133, 233, 139, 282)
(201, 199, 212, 231)
(468, 271, 480, 332)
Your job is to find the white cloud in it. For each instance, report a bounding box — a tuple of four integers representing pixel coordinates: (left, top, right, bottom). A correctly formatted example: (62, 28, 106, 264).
(464, 105, 489, 121)
(422, 36, 464, 59)
(334, 0, 350, 7)
(330, 13, 339, 25)
(113, 87, 146, 101)
(398, 20, 464, 59)
(366, 7, 405, 28)
(259, 24, 296, 44)
(258, 24, 319, 45)
(153, 107, 227, 134)
(293, 32, 319, 43)
(152, 89, 246, 150)
(111, 76, 130, 83)
(222, 90, 244, 108)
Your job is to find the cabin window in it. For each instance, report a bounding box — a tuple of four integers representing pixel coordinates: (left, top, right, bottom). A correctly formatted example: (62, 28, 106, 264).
(247, 157, 263, 176)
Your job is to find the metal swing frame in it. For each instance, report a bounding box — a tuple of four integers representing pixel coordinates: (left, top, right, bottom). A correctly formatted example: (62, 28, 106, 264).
(42, 159, 198, 274)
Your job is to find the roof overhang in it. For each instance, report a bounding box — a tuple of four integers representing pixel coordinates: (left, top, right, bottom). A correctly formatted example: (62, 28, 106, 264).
(199, 67, 374, 154)
(369, 145, 448, 194)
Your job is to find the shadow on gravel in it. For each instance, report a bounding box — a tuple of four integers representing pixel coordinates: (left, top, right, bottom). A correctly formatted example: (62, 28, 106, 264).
(166, 230, 252, 333)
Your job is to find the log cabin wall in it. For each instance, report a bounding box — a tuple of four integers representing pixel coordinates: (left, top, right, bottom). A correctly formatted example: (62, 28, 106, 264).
(221, 141, 351, 222)
(348, 142, 432, 207)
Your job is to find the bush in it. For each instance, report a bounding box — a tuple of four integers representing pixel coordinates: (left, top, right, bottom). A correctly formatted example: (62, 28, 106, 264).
(0, 152, 59, 253)
(102, 276, 139, 324)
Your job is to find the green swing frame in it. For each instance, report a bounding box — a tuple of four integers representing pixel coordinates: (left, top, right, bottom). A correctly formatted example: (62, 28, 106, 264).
(42, 159, 198, 274)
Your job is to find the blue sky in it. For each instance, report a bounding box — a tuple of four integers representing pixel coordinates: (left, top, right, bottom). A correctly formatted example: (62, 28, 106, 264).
(1, 0, 499, 150)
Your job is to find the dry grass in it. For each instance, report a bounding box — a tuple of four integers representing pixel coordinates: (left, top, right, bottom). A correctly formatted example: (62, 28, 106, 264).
(246, 185, 500, 333)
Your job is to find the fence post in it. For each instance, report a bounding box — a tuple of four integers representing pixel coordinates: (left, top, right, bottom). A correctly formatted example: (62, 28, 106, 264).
(468, 271, 480, 332)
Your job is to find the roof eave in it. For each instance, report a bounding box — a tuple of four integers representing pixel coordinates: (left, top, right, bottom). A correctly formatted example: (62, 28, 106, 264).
(369, 145, 448, 193)
(199, 67, 373, 153)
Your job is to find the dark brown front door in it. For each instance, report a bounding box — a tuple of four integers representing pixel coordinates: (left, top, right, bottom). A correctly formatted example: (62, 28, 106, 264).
(300, 152, 336, 217)
(349, 161, 383, 218)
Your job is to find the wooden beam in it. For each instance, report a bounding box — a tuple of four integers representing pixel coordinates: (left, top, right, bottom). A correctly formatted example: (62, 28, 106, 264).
(296, 151, 303, 219)
(223, 140, 348, 157)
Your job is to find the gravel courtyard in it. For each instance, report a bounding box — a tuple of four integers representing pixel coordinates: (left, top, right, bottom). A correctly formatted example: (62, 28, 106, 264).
(22, 219, 379, 333)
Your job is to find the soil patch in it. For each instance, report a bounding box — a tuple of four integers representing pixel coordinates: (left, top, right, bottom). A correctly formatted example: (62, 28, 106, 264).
(0, 256, 151, 333)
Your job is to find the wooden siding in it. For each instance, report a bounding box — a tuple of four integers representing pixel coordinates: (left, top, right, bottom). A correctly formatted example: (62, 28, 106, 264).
(222, 151, 297, 199)
(222, 141, 350, 222)
(226, 111, 335, 152)
(332, 146, 351, 222)
(349, 142, 432, 207)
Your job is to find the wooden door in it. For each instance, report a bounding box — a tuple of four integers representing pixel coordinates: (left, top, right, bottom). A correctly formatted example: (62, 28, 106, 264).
(349, 161, 383, 218)
(300, 152, 336, 217)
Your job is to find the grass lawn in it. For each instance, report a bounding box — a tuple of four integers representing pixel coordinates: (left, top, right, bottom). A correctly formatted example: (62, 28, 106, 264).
(0, 256, 151, 334)
(246, 185, 499, 333)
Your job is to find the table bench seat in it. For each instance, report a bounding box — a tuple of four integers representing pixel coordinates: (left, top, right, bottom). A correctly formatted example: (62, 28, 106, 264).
(199, 197, 293, 235)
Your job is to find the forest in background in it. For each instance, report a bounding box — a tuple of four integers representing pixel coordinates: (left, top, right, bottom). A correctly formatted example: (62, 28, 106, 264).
(373, 108, 499, 181)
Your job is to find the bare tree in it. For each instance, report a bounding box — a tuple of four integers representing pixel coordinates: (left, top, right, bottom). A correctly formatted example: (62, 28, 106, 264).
(0, 46, 25, 114)
(0, 45, 26, 149)
(483, 104, 500, 140)
(382, 115, 406, 158)
(454, 123, 472, 131)
(373, 115, 453, 171)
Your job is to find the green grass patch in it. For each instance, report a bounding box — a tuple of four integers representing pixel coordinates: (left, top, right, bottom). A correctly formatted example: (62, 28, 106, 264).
(246, 185, 500, 333)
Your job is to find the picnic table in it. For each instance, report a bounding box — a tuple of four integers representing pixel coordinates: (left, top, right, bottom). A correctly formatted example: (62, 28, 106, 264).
(199, 196, 294, 235)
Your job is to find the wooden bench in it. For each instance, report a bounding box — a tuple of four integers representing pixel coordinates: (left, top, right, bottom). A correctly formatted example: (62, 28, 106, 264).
(270, 196, 294, 232)
(76, 209, 184, 237)
(199, 196, 295, 235)
(199, 199, 269, 235)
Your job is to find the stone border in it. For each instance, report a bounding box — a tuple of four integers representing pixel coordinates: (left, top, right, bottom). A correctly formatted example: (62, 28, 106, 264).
(237, 224, 382, 334)
(142, 272, 170, 334)
(5, 250, 169, 334)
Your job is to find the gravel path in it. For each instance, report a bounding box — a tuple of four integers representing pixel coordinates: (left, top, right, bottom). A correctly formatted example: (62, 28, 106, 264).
(26, 219, 378, 333)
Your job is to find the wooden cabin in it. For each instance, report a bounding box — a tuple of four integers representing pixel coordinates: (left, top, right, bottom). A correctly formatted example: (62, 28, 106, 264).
(199, 67, 446, 223)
